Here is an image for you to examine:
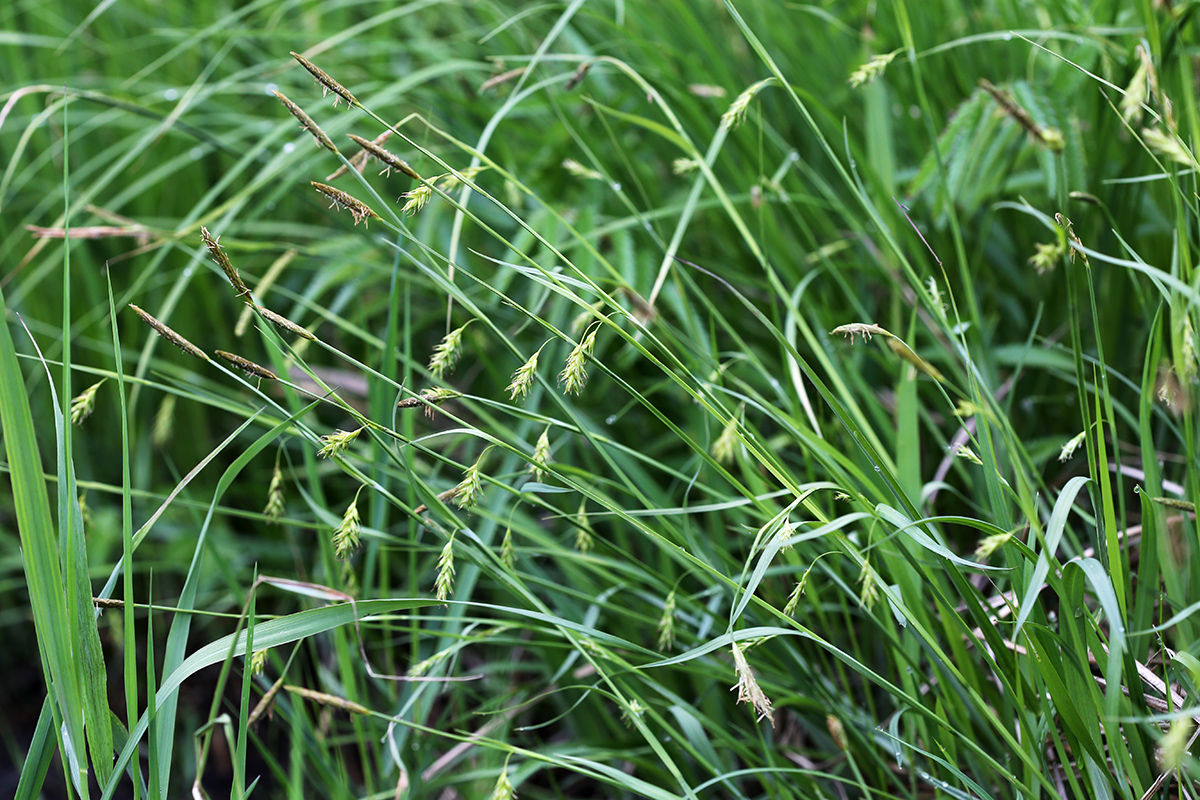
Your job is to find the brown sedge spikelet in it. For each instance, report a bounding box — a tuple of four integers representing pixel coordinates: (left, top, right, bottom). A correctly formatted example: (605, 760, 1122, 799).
(396, 386, 460, 417)
(565, 60, 592, 91)
(979, 78, 1064, 153)
(272, 90, 338, 154)
(128, 304, 210, 361)
(215, 350, 278, 381)
(327, 129, 392, 181)
(201, 227, 250, 298)
(290, 51, 359, 108)
(347, 133, 421, 180)
(255, 304, 316, 341)
(311, 182, 378, 226)
(283, 685, 370, 716)
(479, 66, 527, 93)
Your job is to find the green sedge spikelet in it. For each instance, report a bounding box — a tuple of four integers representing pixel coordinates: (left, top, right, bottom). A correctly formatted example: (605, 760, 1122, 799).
(318, 426, 363, 458)
(70, 379, 105, 425)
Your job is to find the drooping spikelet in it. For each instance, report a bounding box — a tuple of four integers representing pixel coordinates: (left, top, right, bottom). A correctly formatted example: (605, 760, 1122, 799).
(128, 304, 210, 361)
(272, 90, 338, 154)
(506, 348, 540, 401)
(427, 323, 470, 380)
(290, 51, 359, 108)
(559, 323, 599, 395)
(70, 379, 105, 425)
(311, 182, 379, 226)
(720, 77, 776, 130)
(848, 51, 899, 89)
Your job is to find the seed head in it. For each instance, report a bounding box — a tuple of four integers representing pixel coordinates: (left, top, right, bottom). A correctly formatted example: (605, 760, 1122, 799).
(574, 501, 594, 553)
(973, 531, 1012, 560)
(327, 129, 393, 180)
(656, 589, 677, 651)
(435, 534, 456, 603)
(857, 560, 880, 610)
(500, 527, 515, 568)
(215, 350, 278, 381)
(70, 379, 105, 425)
(1028, 241, 1064, 275)
(849, 51, 899, 88)
(479, 66, 527, 93)
(255, 304, 316, 341)
(831, 322, 891, 343)
(712, 410, 740, 465)
(347, 133, 420, 180)
(530, 427, 552, 482)
(565, 60, 592, 91)
(333, 492, 362, 559)
(451, 448, 489, 511)
(153, 394, 175, 447)
(318, 426, 364, 458)
(427, 323, 470, 380)
(396, 386, 460, 417)
(562, 158, 603, 181)
(1058, 430, 1086, 462)
(400, 184, 432, 215)
(311, 182, 378, 226)
(506, 348, 540, 401)
(290, 51, 359, 108)
(272, 90, 338, 154)
(559, 323, 599, 395)
(487, 766, 516, 800)
(264, 461, 286, 524)
(129, 304, 210, 361)
(955, 444, 983, 465)
(201, 227, 250, 297)
(731, 641, 774, 725)
(721, 77, 775, 130)
(672, 158, 701, 175)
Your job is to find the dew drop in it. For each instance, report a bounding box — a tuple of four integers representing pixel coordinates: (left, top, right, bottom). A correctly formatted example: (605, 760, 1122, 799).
(611, 182, 622, 191)
(282, 141, 296, 154)
(1002, 32, 1013, 41)
(264, 82, 278, 96)
(188, 147, 204, 161)
(605, 415, 617, 425)
(163, 88, 179, 102)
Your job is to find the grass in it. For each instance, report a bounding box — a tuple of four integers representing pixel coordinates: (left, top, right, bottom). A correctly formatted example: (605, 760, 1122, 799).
(3, 0, 1200, 798)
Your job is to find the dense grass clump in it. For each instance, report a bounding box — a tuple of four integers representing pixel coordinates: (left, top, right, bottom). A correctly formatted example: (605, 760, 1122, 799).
(4, 2, 1200, 798)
